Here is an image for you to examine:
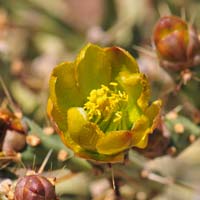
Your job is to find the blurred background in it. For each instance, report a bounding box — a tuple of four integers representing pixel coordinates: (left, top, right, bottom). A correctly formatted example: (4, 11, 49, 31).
(1, 0, 200, 200)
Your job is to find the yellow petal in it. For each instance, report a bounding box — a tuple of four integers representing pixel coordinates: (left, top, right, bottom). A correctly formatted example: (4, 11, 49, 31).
(47, 99, 81, 152)
(105, 46, 139, 77)
(118, 72, 150, 122)
(145, 100, 162, 128)
(49, 61, 84, 114)
(96, 130, 133, 155)
(47, 98, 67, 132)
(67, 107, 104, 151)
(136, 135, 148, 149)
(131, 100, 162, 149)
(75, 44, 111, 98)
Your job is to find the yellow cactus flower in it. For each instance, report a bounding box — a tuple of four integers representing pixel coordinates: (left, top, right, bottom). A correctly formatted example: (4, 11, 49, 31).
(47, 43, 161, 163)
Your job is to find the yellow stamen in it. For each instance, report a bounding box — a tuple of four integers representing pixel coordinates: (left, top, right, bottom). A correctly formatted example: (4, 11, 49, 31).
(113, 111, 122, 123)
(84, 83, 128, 127)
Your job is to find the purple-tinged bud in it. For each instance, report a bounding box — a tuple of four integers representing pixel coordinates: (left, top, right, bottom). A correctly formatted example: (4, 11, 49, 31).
(14, 175, 57, 200)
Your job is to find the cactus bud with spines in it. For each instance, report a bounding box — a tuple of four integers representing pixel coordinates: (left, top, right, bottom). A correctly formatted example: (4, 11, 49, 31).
(14, 174, 57, 200)
(153, 15, 200, 71)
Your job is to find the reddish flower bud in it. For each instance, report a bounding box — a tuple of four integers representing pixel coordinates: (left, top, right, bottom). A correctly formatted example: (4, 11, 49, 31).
(14, 175, 57, 200)
(153, 15, 200, 70)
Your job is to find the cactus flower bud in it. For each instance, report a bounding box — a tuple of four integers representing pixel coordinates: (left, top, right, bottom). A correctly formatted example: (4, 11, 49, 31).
(14, 175, 57, 200)
(153, 15, 200, 70)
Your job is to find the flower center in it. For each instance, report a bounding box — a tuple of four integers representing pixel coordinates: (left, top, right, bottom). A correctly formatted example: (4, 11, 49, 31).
(84, 82, 128, 132)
